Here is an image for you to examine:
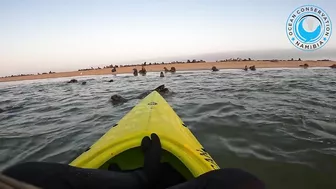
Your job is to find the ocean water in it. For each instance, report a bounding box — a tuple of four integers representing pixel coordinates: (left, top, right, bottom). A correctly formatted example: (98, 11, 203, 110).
(0, 68, 336, 189)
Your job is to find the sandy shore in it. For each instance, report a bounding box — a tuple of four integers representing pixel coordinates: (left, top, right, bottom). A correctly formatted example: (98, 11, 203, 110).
(1, 61, 335, 83)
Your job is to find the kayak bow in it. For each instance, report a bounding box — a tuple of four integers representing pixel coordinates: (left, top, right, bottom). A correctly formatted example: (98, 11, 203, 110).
(70, 91, 219, 179)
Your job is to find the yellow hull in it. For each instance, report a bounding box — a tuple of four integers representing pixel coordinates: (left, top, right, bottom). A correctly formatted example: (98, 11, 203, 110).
(70, 91, 219, 179)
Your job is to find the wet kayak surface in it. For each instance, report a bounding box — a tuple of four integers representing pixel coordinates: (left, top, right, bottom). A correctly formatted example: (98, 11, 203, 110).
(1, 68, 336, 189)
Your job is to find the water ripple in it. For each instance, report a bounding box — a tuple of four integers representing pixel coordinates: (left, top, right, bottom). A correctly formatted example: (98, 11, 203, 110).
(0, 68, 336, 188)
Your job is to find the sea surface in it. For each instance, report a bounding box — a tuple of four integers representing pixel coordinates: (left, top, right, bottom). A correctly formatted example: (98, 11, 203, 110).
(0, 68, 336, 189)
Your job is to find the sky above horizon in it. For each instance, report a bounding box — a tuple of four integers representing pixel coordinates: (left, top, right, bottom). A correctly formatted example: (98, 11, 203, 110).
(0, 0, 335, 76)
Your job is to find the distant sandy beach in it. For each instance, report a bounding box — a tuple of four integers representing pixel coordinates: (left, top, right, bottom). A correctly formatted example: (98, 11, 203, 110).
(0, 61, 335, 83)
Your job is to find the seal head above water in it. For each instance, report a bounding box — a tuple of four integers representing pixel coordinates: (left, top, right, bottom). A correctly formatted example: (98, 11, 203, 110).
(110, 85, 170, 105)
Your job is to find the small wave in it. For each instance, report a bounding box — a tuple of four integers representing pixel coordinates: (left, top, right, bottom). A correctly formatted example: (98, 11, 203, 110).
(0, 68, 336, 184)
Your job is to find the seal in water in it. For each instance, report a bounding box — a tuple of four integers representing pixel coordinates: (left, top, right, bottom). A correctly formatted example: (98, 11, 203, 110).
(249, 65, 256, 71)
(135, 84, 169, 99)
(299, 64, 309, 69)
(139, 66, 147, 76)
(160, 72, 164, 77)
(110, 85, 170, 105)
(67, 79, 78, 83)
(163, 67, 176, 73)
(211, 66, 219, 72)
(163, 67, 170, 73)
(133, 68, 138, 76)
(110, 94, 128, 105)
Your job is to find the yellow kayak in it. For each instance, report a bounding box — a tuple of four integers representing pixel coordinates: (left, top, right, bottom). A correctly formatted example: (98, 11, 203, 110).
(70, 91, 219, 180)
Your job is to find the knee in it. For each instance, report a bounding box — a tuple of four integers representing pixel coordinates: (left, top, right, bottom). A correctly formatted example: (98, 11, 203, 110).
(3, 162, 67, 178)
(3, 162, 41, 177)
(198, 168, 265, 189)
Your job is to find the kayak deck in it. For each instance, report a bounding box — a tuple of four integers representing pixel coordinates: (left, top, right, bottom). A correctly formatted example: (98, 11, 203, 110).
(70, 91, 219, 181)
